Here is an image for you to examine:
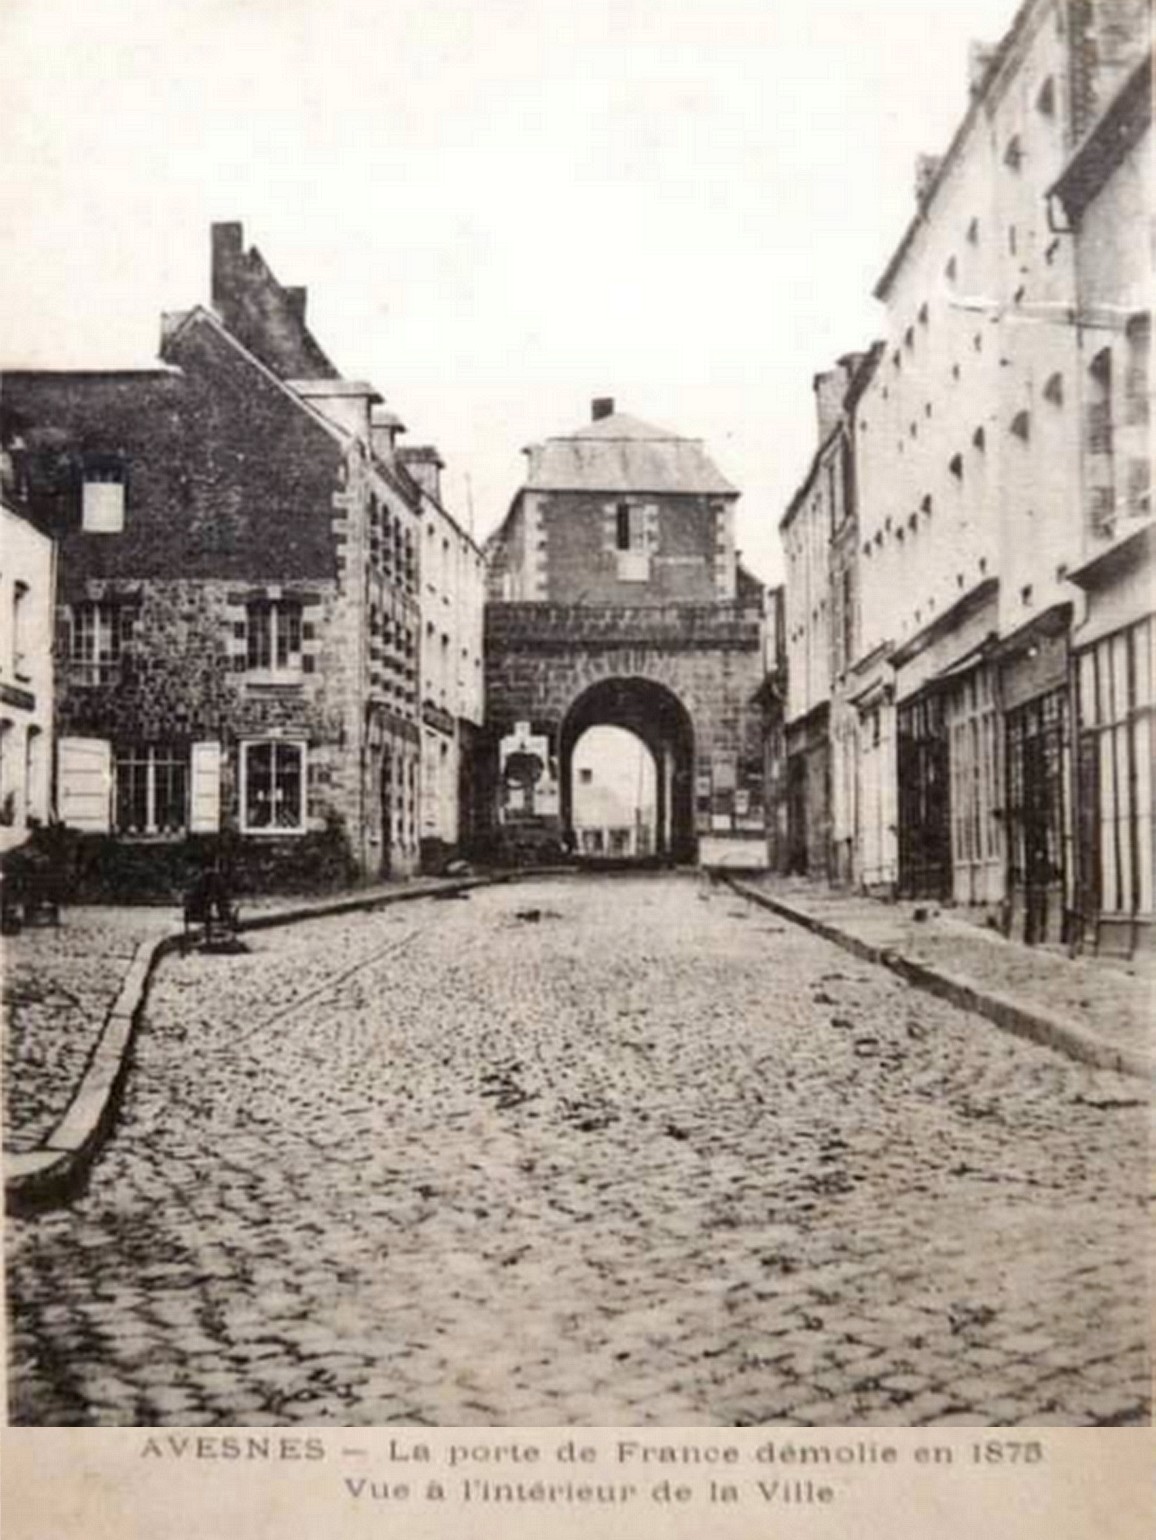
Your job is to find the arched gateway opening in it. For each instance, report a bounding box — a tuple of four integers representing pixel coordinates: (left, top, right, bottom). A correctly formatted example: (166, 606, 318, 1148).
(560, 678, 696, 865)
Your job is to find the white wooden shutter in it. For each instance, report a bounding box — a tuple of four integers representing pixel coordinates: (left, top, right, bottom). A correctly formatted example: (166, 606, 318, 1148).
(189, 740, 222, 833)
(57, 737, 112, 832)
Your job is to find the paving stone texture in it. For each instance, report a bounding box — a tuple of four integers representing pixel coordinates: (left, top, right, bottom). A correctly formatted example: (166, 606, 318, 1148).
(2, 908, 176, 1153)
(5, 874, 1150, 1426)
(744, 874, 1153, 1069)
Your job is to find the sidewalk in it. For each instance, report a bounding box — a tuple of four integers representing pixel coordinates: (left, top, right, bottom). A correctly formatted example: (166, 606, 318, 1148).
(730, 873, 1153, 1081)
(2, 870, 538, 1204)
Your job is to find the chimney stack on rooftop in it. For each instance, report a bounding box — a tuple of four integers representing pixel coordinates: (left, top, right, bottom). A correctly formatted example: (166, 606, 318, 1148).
(398, 444, 444, 504)
(969, 40, 998, 97)
(592, 397, 615, 422)
(914, 153, 943, 205)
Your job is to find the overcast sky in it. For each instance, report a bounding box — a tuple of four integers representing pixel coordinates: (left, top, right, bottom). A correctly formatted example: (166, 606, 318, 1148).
(1, 0, 1020, 585)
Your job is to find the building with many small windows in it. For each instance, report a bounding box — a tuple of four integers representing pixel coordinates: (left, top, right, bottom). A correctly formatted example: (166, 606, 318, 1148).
(778, 0, 1151, 954)
(849, 0, 1148, 937)
(1, 223, 424, 884)
(0, 439, 56, 854)
(399, 443, 486, 860)
(1053, 49, 1153, 955)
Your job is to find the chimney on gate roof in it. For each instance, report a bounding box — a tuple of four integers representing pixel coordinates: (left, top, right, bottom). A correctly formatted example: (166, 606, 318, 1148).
(592, 397, 615, 421)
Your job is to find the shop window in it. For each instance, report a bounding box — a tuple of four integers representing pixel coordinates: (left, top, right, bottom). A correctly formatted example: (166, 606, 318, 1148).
(241, 740, 306, 832)
(115, 743, 189, 836)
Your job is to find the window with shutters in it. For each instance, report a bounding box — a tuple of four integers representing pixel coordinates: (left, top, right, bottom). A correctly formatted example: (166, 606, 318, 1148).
(114, 744, 189, 836)
(70, 600, 136, 686)
(241, 740, 306, 832)
(246, 599, 303, 678)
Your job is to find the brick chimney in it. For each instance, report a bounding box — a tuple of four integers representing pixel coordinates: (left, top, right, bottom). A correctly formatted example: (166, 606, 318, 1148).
(592, 397, 615, 422)
(370, 405, 405, 461)
(210, 221, 244, 312)
(398, 445, 444, 503)
(914, 154, 943, 205)
(968, 40, 998, 97)
(813, 362, 853, 443)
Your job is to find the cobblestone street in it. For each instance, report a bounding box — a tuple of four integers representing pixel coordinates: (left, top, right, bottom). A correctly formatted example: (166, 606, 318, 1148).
(5, 874, 1150, 1426)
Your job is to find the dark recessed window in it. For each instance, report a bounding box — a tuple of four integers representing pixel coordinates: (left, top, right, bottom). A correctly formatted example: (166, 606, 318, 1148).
(949, 453, 964, 479)
(1043, 372, 1064, 405)
(1036, 76, 1055, 116)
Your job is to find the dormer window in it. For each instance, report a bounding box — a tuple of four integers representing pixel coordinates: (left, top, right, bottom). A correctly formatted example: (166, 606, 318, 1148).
(81, 454, 126, 533)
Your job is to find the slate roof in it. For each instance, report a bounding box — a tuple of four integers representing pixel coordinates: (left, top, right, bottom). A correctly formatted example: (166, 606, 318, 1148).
(524, 411, 738, 496)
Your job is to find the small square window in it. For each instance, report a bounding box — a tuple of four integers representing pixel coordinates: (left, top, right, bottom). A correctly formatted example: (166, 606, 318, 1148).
(82, 457, 126, 533)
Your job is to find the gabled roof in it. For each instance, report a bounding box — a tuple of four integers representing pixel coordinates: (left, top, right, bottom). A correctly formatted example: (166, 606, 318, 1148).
(161, 306, 352, 448)
(523, 411, 738, 496)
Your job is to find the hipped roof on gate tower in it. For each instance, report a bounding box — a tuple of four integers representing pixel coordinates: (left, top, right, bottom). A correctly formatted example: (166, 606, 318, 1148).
(521, 410, 738, 497)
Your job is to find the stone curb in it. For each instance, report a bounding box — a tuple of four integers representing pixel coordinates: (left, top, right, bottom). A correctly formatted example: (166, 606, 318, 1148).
(725, 876, 1154, 1084)
(4, 868, 571, 1215)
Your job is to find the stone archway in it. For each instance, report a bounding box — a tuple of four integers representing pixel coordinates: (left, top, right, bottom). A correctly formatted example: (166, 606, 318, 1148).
(559, 676, 696, 864)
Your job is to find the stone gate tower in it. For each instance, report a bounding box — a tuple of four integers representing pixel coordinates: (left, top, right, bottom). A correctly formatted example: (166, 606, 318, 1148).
(483, 400, 767, 866)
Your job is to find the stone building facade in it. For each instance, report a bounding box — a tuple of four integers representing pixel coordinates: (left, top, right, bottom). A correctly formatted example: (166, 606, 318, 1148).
(1053, 50, 1153, 955)
(398, 442, 486, 859)
(780, 0, 1151, 952)
(1, 223, 424, 884)
(484, 401, 766, 866)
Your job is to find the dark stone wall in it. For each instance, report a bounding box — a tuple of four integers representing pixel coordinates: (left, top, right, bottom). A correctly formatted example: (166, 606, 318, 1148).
(539, 489, 723, 604)
(5, 321, 343, 594)
(484, 600, 765, 851)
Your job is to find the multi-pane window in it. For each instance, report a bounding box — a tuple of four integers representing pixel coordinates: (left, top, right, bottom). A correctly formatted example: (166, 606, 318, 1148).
(71, 601, 135, 685)
(246, 599, 302, 674)
(115, 744, 188, 836)
(1078, 619, 1154, 924)
(242, 740, 305, 832)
